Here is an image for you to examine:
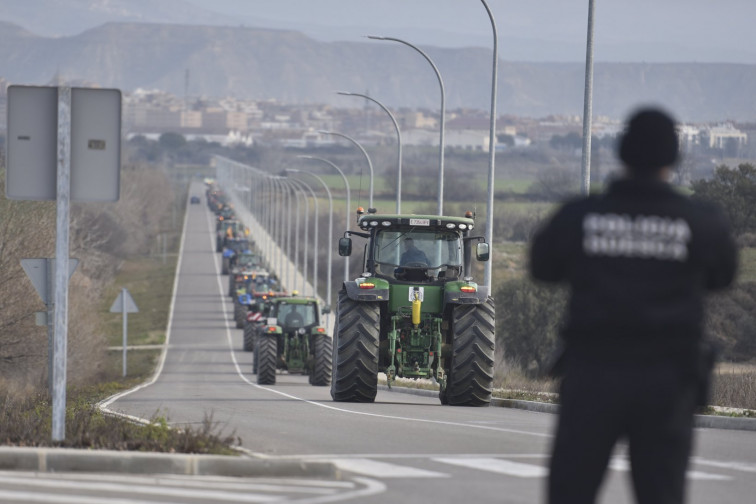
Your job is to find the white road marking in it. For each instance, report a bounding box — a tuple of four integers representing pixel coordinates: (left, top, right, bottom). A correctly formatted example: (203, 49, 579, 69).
(0, 474, 280, 503)
(0, 490, 177, 504)
(609, 458, 732, 481)
(432, 457, 547, 478)
(325, 458, 447, 478)
(692, 457, 756, 473)
(0, 471, 347, 495)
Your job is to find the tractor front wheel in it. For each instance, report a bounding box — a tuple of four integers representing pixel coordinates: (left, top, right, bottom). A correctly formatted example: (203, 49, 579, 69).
(256, 334, 277, 385)
(444, 297, 495, 406)
(310, 334, 333, 386)
(243, 323, 255, 351)
(330, 290, 380, 402)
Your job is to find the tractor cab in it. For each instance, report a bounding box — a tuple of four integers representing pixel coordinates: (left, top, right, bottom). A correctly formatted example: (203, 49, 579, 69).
(339, 213, 489, 284)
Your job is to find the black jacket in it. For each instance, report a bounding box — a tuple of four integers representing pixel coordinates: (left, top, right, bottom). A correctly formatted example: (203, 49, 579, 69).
(530, 178, 737, 360)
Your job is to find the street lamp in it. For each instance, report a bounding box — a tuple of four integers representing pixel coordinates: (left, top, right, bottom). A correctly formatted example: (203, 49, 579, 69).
(286, 169, 334, 320)
(318, 130, 374, 209)
(298, 155, 352, 282)
(287, 177, 320, 298)
(336, 91, 403, 213)
(581, 0, 597, 196)
(480, 0, 498, 289)
(367, 34, 445, 215)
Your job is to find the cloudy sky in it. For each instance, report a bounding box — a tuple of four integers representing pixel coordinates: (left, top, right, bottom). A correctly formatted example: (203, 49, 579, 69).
(182, 0, 756, 63)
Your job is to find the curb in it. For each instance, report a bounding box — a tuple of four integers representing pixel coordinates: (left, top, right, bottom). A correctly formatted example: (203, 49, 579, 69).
(378, 384, 756, 431)
(0, 447, 339, 478)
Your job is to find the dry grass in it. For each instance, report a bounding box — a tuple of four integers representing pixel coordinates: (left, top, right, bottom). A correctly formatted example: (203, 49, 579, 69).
(0, 387, 240, 453)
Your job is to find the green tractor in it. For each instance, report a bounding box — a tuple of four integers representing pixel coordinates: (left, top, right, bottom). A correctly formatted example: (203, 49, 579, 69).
(254, 295, 333, 387)
(331, 210, 494, 406)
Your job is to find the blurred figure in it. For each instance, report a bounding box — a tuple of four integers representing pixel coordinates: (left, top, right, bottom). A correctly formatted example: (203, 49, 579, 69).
(530, 108, 737, 504)
(400, 237, 429, 265)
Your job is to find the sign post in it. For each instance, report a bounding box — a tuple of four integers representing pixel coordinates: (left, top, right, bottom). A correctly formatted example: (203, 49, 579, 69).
(7, 84, 121, 442)
(20, 258, 79, 391)
(109, 288, 139, 377)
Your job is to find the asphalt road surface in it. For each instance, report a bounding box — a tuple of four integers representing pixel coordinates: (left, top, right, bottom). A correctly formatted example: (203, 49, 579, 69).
(103, 185, 756, 503)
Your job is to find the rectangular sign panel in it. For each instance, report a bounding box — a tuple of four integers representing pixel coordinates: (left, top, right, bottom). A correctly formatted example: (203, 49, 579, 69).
(71, 87, 122, 202)
(5, 86, 58, 200)
(6, 85, 122, 202)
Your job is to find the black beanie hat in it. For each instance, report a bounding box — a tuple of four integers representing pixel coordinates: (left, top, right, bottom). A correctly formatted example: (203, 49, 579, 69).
(618, 108, 679, 175)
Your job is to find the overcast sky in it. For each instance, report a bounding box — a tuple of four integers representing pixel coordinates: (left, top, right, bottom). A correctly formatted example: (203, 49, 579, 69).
(184, 0, 756, 63)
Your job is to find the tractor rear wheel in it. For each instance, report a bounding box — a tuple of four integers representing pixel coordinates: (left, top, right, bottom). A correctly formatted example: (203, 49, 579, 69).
(310, 334, 333, 386)
(330, 290, 380, 402)
(444, 297, 495, 406)
(234, 302, 246, 328)
(252, 332, 259, 374)
(256, 334, 277, 385)
(221, 257, 230, 275)
(243, 323, 255, 351)
(228, 276, 236, 297)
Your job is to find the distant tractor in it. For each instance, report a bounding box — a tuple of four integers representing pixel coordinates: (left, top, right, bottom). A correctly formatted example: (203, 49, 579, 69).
(254, 296, 332, 387)
(332, 210, 494, 406)
(216, 219, 245, 252)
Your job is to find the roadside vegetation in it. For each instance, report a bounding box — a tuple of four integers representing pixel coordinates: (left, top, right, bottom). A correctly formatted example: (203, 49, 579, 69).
(0, 143, 239, 452)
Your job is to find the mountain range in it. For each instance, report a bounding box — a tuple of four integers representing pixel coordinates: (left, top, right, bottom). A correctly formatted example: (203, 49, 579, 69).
(1, 20, 756, 122)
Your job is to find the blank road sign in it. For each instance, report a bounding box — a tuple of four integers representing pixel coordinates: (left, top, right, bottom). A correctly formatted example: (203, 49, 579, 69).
(5, 85, 122, 202)
(71, 87, 121, 202)
(5, 86, 58, 200)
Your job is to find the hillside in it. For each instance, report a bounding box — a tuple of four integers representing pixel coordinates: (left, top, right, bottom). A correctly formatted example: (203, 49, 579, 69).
(1, 21, 756, 121)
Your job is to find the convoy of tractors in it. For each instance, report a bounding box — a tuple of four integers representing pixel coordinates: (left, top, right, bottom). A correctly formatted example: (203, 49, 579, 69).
(204, 179, 495, 406)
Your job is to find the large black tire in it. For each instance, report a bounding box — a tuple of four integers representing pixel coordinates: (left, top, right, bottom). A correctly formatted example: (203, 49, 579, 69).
(443, 297, 496, 406)
(228, 275, 236, 297)
(222, 257, 230, 275)
(330, 290, 380, 402)
(310, 334, 333, 386)
(252, 332, 259, 374)
(243, 323, 255, 352)
(216, 237, 223, 252)
(256, 334, 277, 385)
(234, 302, 246, 328)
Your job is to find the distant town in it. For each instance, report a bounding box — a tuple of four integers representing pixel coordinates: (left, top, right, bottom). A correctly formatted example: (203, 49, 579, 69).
(0, 81, 752, 161)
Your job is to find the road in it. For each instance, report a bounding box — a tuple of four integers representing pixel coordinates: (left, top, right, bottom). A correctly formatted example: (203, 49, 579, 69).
(100, 184, 756, 503)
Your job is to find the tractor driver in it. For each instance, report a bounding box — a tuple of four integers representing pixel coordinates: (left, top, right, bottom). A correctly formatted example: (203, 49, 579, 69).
(400, 237, 429, 266)
(284, 306, 305, 327)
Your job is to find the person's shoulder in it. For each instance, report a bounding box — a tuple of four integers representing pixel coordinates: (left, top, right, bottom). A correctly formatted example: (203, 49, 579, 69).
(550, 194, 599, 220)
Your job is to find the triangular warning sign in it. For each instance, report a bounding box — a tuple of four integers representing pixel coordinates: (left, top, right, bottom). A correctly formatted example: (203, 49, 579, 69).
(110, 288, 139, 313)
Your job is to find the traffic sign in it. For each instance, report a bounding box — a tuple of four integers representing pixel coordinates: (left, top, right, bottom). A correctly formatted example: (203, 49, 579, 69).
(110, 288, 139, 313)
(6, 85, 122, 202)
(21, 258, 79, 305)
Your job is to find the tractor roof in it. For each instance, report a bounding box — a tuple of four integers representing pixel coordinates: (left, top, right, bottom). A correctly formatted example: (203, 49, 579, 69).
(357, 213, 475, 232)
(271, 296, 319, 305)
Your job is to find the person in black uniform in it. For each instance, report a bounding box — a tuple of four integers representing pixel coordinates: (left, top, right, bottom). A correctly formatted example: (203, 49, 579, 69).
(530, 108, 737, 504)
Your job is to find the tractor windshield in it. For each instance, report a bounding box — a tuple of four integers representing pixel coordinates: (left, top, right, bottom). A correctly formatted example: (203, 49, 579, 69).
(373, 228, 462, 281)
(275, 302, 318, 328)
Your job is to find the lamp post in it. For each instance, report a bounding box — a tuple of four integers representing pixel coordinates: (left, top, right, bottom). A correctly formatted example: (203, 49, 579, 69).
(288, 178, 319, 298)
(480, 0, 498, 289)
(287, 169, 334, 319)
(336, 91, 403, 213)
(318, 130, 374, 209)
(367, 34, 445, 215)
(298, 155, 352, 282)
(581, 0, 597, 196)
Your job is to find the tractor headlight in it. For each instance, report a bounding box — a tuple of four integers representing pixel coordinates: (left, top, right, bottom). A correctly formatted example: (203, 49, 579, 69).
(369, 221, 379, 227)
(446, 223, 456, 229)
(298, 328, 306, 335)
(458, 224, 467, 230)
(382, 221, 391, 227)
